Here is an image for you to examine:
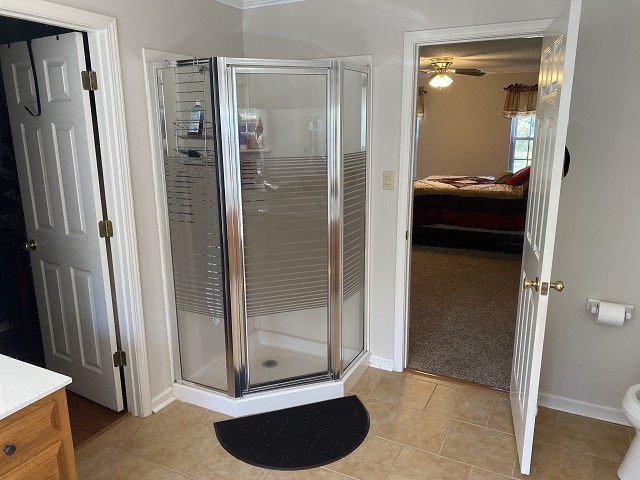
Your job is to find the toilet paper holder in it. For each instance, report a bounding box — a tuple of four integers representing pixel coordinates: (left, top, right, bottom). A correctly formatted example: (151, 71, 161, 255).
(586, 298, 635, 320)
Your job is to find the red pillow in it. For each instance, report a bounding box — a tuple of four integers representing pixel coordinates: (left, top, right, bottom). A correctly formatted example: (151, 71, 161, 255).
(506, 166, 531, 185)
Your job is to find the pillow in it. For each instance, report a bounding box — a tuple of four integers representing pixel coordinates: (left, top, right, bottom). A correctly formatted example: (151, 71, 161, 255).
(493, 172, 514, 184)
(506, 166, 531, 185)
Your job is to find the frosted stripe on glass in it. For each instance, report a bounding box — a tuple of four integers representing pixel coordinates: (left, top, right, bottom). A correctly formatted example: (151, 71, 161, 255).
(165, 156, 225, 317)
(343, 151, 366, 301)
(241, 155, 328, 317)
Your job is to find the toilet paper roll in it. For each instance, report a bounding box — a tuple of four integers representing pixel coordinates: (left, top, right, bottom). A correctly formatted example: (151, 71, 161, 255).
(597, 301, 626, 326)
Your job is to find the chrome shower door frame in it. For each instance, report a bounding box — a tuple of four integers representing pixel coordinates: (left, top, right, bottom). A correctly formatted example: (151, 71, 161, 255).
(339, 62, 371, 374)
(154, 57, 233, 395)
(215, 58, 339, 396)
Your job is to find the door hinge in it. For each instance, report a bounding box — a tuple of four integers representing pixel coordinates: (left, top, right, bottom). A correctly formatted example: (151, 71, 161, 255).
(98, 219, 113, 238)
(81, 70, 98, 91)
(113, 350, 127, 368)
(405, 230, 409, 240)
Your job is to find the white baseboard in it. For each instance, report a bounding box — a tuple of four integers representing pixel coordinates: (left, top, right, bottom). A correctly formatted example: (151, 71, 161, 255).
(369, 355, 395, 372)
(151, 387, 175, 414)
(342, 352, 370, 393)
(538, 392, 630, 426)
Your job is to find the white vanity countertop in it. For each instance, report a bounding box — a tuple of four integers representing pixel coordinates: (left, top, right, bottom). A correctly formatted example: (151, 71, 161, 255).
(0, 355, 71, 421)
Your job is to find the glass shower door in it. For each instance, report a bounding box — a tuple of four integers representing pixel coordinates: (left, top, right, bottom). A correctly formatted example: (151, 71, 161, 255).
(221, 61, 332, 390)
(341, 66, 368, 369)
(157, 59, 230, 393)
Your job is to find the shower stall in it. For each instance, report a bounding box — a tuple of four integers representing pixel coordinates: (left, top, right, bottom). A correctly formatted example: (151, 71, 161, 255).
(154, 57, 369, 413)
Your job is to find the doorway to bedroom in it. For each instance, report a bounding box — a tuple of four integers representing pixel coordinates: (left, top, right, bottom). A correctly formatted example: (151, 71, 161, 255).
(407, 37, 542, 390)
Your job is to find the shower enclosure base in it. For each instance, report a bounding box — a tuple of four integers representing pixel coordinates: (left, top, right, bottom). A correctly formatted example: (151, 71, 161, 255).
(172, 352, 370, 418)
(182, 330, 362, 390)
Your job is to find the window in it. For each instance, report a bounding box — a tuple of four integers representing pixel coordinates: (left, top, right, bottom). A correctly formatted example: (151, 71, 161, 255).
(509, 115, 536, 172)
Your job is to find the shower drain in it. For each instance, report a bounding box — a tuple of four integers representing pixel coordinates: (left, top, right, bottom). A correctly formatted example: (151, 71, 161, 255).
(262, 359, 279, 368)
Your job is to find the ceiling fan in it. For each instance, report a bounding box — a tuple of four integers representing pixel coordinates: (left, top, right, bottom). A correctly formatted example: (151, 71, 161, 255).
(419, 57, 485, 88)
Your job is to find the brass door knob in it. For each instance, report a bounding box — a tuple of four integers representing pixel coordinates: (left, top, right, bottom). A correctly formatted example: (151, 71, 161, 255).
(22, 239, 38, 251)
(523, 277, 539, 291)
(550, 280, 564, 292)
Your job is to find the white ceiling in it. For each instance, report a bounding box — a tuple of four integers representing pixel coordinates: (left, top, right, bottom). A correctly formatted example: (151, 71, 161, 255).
(419, 37, 543, 74)
(215, 0, 307, 10)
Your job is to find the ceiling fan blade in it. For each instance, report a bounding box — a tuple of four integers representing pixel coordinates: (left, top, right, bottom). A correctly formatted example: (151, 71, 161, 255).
(450, 68, 485, 76)
(419, 69, 436, 74)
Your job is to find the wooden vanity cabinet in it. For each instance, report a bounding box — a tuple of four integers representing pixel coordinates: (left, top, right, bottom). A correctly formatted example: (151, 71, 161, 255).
(0, 389, 76, 480)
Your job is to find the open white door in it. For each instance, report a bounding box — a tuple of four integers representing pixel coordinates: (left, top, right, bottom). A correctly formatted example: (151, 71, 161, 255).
(510, 0, 582, 474)
(0, 33, 124, 411)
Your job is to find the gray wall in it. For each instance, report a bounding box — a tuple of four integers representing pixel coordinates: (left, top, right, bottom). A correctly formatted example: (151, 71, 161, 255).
(44, 0, 244, 404)
(416, 71, 539, 179)
(33, 0, 640, 414)
(242, 0, 566, 367)
(243, 0, 640, 413)
(540, 0, 640, 409)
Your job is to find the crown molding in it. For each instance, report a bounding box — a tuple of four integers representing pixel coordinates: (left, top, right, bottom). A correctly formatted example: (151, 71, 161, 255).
(214, 0, 309, 10)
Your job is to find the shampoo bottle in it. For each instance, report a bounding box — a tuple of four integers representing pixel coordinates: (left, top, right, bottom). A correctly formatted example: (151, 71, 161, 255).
(188, 99, 205, 136)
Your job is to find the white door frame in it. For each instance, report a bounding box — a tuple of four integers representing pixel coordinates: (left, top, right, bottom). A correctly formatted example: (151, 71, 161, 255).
(393, 19, 554, 371)
(0, 0, 150, 416)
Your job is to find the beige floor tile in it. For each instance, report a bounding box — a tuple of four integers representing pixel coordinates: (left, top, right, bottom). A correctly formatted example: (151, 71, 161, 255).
(94, 411, 177, 453)
(492, 389, 510, 399)
(408, 372, 467, 390)
(264, 468, 354, 479)
(375, 405, 450, 453)
(140, 466, 194, 479)
(554, 412, 630, 462)
(73, 385, 634, 480)
(533, 407, 558, 445)
(187, 444, 266, 479)
(513, 442, 594, 479)
(593, 457, 621, 480)
(348, 367, 385, 396)
(77, 445, 156, 480)
(440, 421, 516, 476)
(74, 435, 109, 464)
(424, 384, 495, 426)
(386, 446, 471, 480)
(358, 395, 394, 434)
(324, 434, 403, 480)
(382, 369, 412, 378)
(133, 419, 218, 473)
(158, 400, 232, 428)
(469, 467, 513, 479)
(487, 397, 515, 435)
(368, 375, 436, 411)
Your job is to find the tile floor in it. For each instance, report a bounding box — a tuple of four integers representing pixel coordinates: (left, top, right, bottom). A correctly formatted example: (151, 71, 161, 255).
(74, 368, 634, 479)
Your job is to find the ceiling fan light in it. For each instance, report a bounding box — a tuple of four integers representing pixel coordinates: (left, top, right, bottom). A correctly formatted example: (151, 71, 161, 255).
(429, 74, 453, 88)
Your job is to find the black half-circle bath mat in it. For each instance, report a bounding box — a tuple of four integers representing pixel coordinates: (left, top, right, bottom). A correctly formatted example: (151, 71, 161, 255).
(213, 395, 369, 470)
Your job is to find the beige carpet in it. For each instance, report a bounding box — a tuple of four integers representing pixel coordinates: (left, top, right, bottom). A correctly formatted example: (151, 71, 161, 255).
(408, 245, 522, 390)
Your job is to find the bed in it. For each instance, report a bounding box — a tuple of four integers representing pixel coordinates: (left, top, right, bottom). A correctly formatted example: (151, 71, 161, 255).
(412, 173, 529, 247)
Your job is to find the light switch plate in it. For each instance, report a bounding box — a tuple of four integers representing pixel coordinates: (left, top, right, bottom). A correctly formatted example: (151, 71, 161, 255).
(383, 171, 395, 190)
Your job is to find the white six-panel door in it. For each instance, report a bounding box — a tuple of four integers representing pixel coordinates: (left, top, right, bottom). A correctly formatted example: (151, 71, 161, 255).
(510, 0, 582, 474)
(0, 33, 123, 411)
